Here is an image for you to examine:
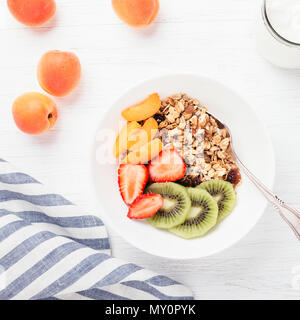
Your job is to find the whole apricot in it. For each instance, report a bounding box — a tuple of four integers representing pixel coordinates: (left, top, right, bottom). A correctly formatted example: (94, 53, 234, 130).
(112, 0, 159, 27)
(37, 50, 81, 97)
(12, 92, 58, 134)
(7, 0, 56, 27)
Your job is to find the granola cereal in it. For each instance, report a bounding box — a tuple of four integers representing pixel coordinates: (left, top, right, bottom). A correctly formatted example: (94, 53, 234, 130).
(155, 93, 241, 187)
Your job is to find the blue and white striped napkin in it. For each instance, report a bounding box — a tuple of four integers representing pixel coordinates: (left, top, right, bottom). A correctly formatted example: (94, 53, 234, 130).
(0, 158, 193, 300)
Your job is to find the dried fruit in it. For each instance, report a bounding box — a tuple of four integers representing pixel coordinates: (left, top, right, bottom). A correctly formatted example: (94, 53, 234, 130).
(178, 175, 202, 187)
(226, 168, 241, 186)
(154, 113, 165, 124)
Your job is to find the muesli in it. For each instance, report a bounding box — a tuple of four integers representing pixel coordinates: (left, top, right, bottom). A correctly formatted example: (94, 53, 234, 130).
(113, 92, 241, 239)
(154, 93, 241, 187)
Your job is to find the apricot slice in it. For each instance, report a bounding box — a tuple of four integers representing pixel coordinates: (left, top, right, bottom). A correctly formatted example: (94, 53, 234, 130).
(12, 92, 58, 135)
(128, 117, 158, 152)
(113, 121, 141, 158)
(7, 0, 56, 27)
(121, 93, 161, 122)
(38, 50, 81, 97)
(112, 0, 159, 28)
(143, 117, 159, 139)
(124, 138, 163, 164)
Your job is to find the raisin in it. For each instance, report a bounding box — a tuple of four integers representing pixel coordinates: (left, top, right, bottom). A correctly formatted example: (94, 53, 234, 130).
(178, 175, 202, 187)
(226, 168, 241, 186)
(154, 114, 165, 124)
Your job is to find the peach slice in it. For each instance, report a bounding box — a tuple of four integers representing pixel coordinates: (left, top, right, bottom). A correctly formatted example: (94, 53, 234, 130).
(113, 121, 141, 158)
(121, 93, 161, 122)
(128, 117, 158, 152)
(124, 138, 163, 164)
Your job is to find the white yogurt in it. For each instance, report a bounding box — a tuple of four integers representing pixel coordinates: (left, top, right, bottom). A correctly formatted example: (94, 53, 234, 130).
(256, 0, 300, 68)
(267, 0, 300, 43)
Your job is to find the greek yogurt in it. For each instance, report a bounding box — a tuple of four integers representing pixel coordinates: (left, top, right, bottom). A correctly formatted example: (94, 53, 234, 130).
(256, 0, 300, 68)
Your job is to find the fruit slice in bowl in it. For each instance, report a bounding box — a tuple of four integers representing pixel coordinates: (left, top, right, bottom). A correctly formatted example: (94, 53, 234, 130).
(113, 121, 141, 158)
(198, 180, 236, 222)
(145, 182, 191, 229)
(128, 194, 163, 219)
(170, 188, 218, 239)
(123, 138, 163, 164)
(121, 93, 161, 121)
(118, 164, 148, 206)
(128, 117, 158, 152)
(148, 148, 186, 182)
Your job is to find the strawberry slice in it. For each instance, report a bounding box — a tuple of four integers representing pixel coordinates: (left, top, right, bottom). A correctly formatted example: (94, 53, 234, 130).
(118, 164, 148, 205)
(148, 148, 186, 182)
(128, 194, 163, 219)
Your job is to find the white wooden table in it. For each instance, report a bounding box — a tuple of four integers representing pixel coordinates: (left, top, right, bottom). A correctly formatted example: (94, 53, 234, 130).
(1, 0, 300, 300)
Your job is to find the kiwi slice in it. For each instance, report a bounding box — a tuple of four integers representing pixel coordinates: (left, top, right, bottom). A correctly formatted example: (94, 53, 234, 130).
(198, 180, 236, 221)
(170, 188, 218, 239)
(145, 182, 191, 229)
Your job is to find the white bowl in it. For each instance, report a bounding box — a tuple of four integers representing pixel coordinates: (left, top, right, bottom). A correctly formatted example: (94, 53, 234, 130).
(91, 74, 275, 260)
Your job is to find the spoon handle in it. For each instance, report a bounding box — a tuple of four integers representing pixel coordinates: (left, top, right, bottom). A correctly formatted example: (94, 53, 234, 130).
(233, 151, 300, 240)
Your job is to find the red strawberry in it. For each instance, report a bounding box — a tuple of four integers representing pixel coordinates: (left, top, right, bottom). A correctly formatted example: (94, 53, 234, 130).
(127, 194, 163, 219)
(148, 148, 186, 182)
(118, 164, 148, 206)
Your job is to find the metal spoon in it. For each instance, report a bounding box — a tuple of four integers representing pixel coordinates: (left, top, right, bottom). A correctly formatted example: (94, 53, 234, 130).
(209, 113, 300, 240)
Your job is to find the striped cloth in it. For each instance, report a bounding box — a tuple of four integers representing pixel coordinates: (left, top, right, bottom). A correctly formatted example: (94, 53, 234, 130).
(0, 159, 193, 300)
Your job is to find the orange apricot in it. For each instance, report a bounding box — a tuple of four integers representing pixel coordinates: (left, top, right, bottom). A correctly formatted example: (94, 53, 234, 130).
(112, 0, 159, 27)
(7, 0, 56, 27)
(12, 92, 58, 135)
(121, 93, 161, 121)
(37, 50, 81, 97)
(142, 117, 158, 139)
(128, 117, 158, 152)
(113, 121, 141, 158)
(124, 138, 163, 164)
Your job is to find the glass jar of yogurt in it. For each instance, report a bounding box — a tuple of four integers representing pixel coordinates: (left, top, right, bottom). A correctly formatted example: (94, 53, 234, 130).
(256, 0, 300, 68)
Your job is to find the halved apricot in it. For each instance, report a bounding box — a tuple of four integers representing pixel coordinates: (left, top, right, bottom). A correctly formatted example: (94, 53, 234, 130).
(128, 117, 158, 152)
(112, 0, 159, 28)
(143, 117, 159, 139)
(124, 138, 162, 164)
(121, 93, 161, 122)
(113, 121, 141, 158)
